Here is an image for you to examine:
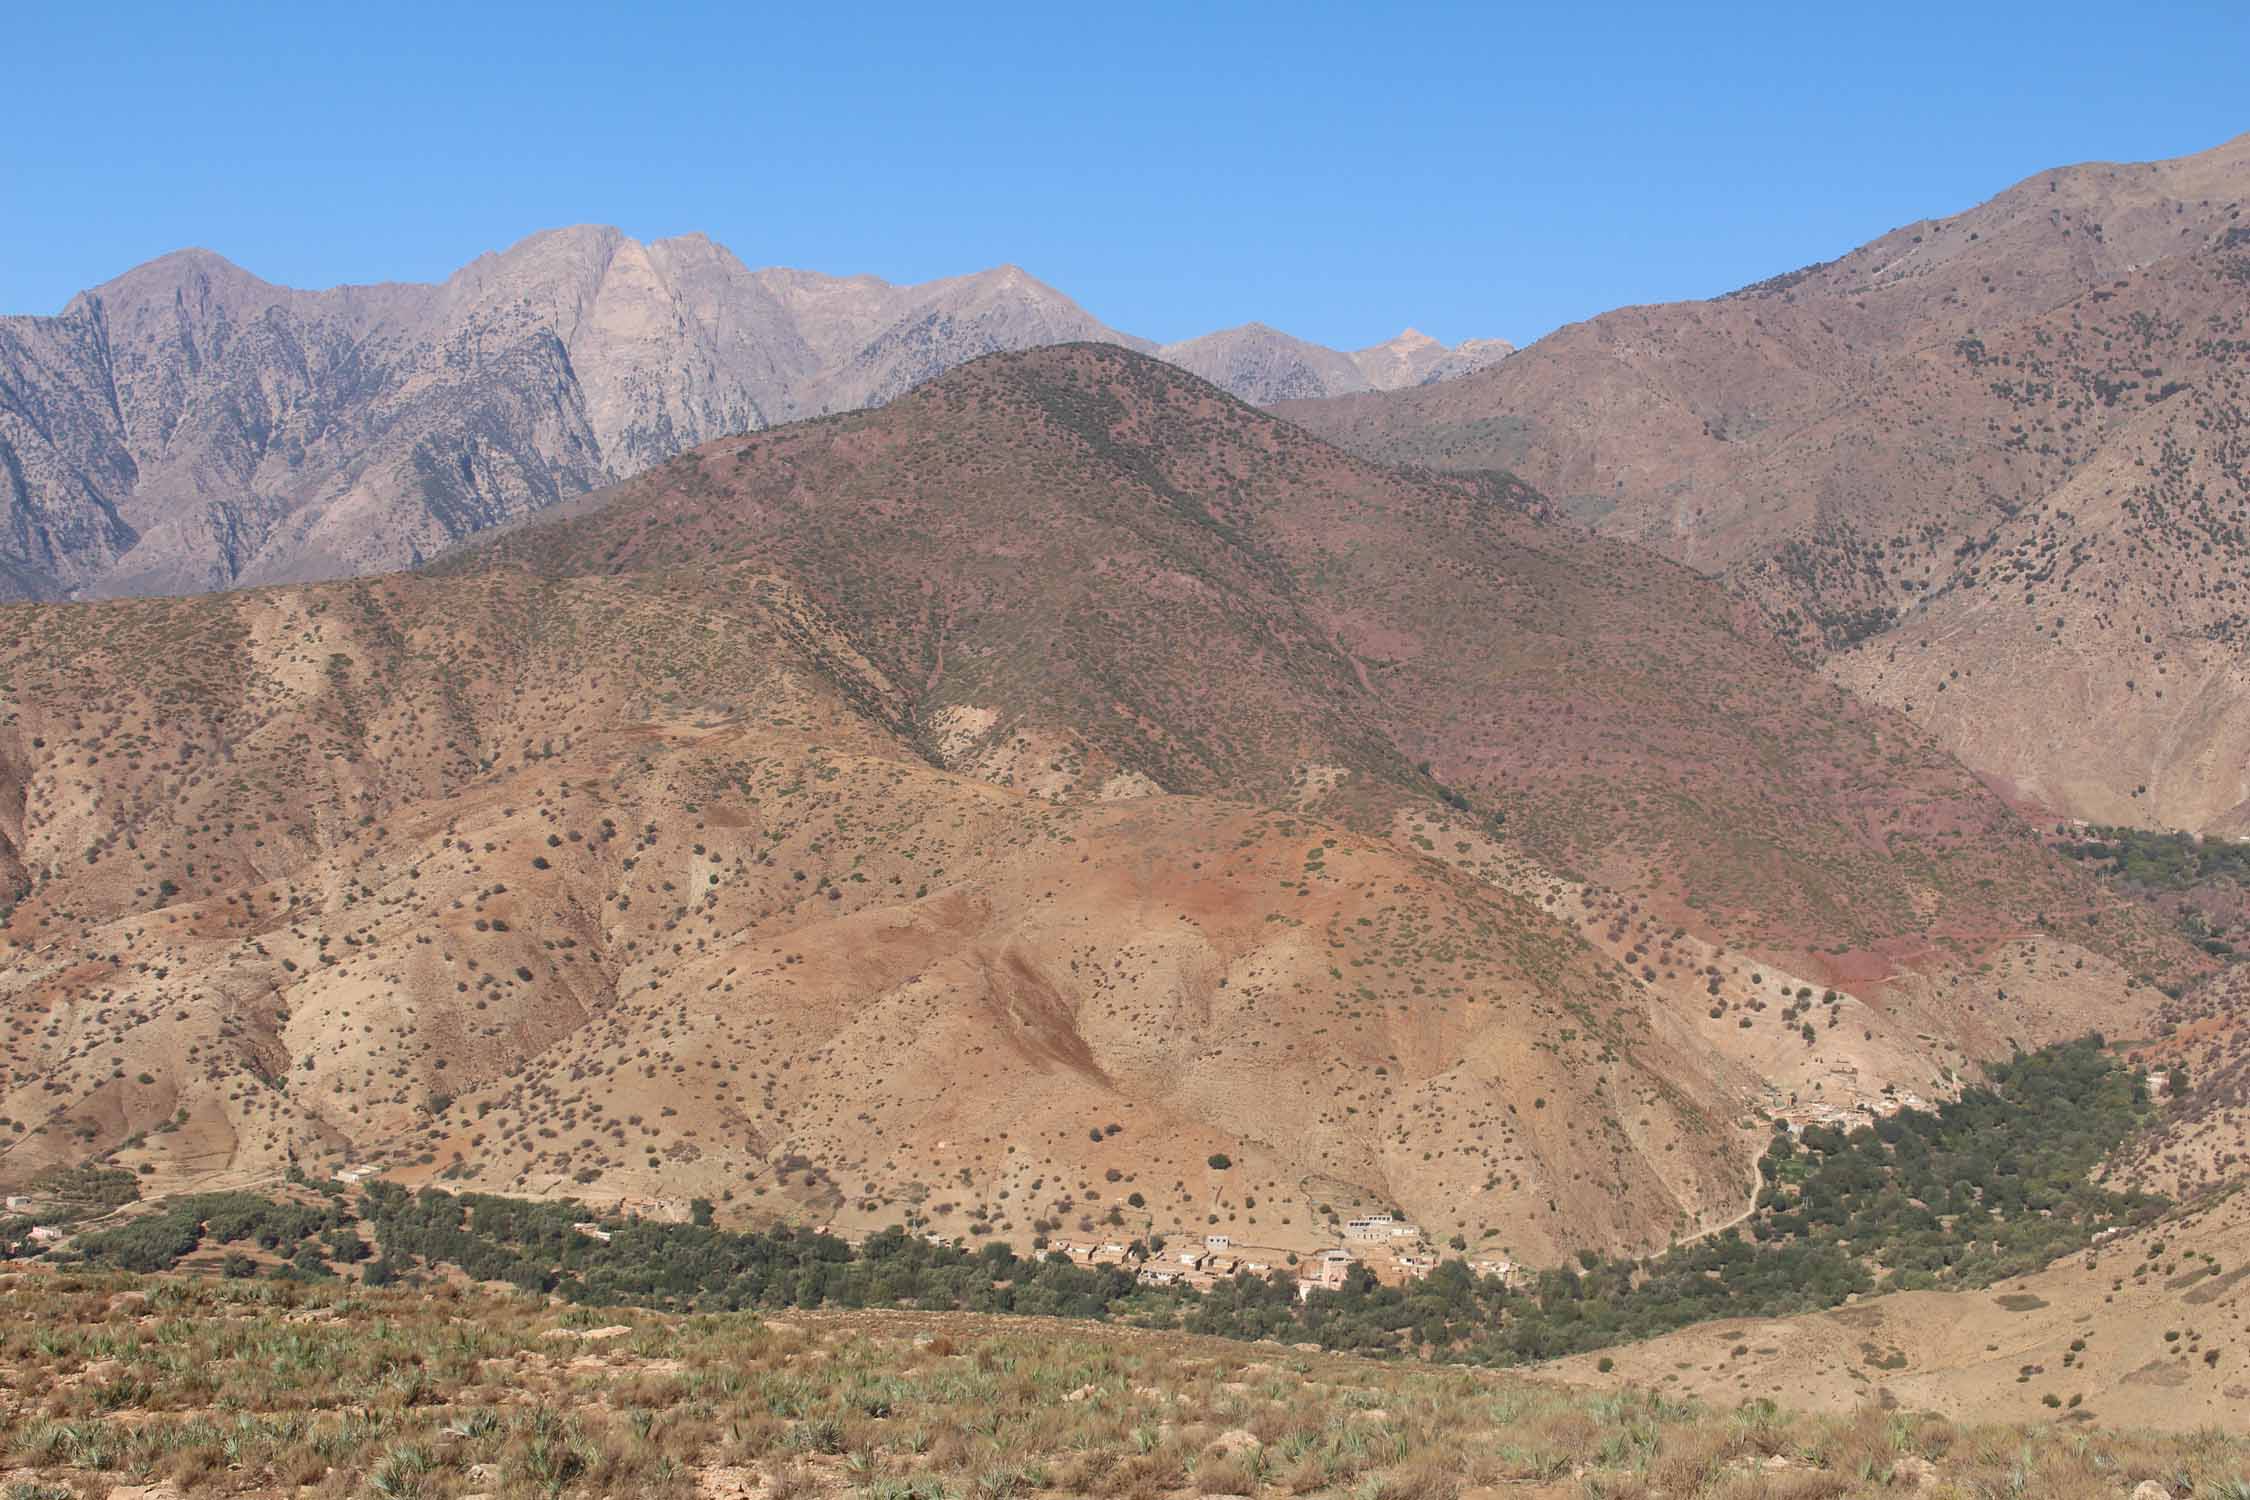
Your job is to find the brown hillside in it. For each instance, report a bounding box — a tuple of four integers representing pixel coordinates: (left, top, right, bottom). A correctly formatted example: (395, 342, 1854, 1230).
(1281, 134, 2250, 834)
(459, 345, 2191, 985)
(0, 346, 2198, 1263)
(2115, 964, 2250, 1199)
(0, 568, 1746, 1262)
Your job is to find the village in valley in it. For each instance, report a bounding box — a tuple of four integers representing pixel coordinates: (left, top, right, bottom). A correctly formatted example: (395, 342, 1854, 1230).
(1040, 1214, 1523, 1299)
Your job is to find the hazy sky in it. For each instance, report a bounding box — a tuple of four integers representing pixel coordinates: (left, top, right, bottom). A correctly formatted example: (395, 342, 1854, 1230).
(5, 0, 2245, 347)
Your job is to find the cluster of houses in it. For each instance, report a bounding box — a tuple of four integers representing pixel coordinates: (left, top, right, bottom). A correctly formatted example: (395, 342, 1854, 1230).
(1768, 1085, 1933, 1138)
(4, 1196, 73, 1259)
(1036, 1215, 1496, 1300)
(1294, 1246, 1359, 1297)
(1042, 1232, 1277, 1290)
(4, 1196, 71, 1248)
(565, 1197, 700, 1242)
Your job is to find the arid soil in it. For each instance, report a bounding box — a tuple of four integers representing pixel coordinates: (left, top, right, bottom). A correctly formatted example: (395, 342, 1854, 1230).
(1, 348, 2196, 1265)
(1281, 134, 2250, 836)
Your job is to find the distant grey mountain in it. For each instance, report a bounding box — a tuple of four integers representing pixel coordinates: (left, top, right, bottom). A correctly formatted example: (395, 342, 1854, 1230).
(1159, 323, 1513, 404)
(0, 228, 1508, 599)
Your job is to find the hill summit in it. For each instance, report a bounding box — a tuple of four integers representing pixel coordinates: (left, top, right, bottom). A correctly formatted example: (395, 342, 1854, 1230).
(0, 345, 2191, 1264)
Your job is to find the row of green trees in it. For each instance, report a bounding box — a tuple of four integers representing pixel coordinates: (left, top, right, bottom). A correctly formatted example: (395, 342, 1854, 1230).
(47, 1038, 2161, 1366)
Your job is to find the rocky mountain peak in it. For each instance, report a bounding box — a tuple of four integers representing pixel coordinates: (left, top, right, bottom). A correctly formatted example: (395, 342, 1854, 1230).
(0, 235, 1508, 600)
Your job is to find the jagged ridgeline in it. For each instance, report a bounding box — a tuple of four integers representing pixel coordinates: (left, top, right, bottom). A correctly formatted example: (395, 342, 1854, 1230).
(0, 231, 1509, 602)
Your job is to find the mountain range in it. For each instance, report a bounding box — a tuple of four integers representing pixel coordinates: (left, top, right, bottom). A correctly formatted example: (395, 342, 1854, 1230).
(1281, 133, 2250, 838)
(0, 229, 1507, 602)
(0, 343, 2197, 1260)
(5, 134, 2247, 1321)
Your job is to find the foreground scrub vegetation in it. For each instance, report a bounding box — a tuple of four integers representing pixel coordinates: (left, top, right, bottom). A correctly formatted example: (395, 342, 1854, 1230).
(0, 1273, 2246, 1500)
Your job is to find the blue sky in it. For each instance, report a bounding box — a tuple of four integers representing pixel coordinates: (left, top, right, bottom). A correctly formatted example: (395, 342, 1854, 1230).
(4, 1, 2244, 347)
